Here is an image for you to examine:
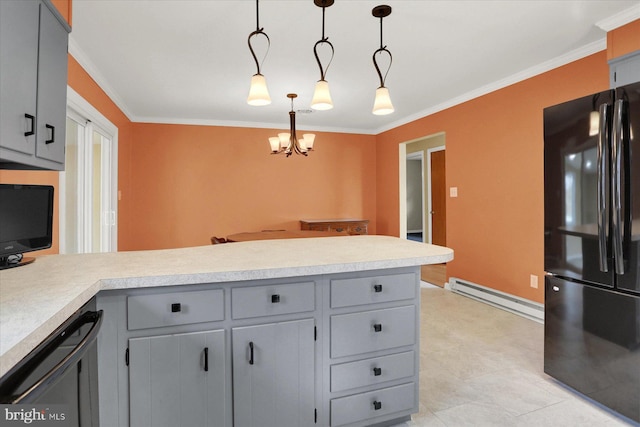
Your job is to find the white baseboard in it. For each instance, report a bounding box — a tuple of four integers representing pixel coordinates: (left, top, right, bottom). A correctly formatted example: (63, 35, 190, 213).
(449, 277, 544, 323)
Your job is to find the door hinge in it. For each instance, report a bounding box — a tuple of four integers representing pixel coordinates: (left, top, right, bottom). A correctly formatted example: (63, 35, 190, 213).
(315, 408, 317, 424)
(314, 326, 317, 341)
(125, 348, 129, 366)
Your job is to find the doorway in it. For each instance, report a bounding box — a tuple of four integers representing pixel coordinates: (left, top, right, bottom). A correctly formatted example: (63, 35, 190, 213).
(60, 87, 118, 254)
(399, 133, 446, 286)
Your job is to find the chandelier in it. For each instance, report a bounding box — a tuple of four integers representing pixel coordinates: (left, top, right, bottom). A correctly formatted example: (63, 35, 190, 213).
(269, 94, 316, 157)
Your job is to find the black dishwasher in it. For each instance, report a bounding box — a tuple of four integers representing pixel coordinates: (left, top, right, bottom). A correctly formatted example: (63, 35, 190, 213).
(0, 298, 102, 426)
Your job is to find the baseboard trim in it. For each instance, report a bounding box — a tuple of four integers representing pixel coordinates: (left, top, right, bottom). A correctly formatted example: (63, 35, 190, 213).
(449, 277, 544, 323)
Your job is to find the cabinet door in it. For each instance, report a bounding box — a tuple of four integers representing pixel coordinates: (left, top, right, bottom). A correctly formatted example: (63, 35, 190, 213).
(35, 2, 68, 165)
(129, 330, 227, 427)
(232, 319, 315, 427)
(0, 0, 39, 156)
(610, 52, 640, 87)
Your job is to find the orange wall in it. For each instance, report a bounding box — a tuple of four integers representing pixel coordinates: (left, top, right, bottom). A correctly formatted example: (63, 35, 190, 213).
(607, 19, 640, 60)
(128, 123, 377, 249)
(376, 52, 610, 303)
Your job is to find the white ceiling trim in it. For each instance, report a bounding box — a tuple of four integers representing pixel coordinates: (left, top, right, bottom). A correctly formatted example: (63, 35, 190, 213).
(596, 3, 640, 31)
(68, 36, 135, 122)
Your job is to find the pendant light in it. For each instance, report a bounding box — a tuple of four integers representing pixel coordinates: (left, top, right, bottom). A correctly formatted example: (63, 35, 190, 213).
(269, 94, 316, 157)
(311, 0, 335, 111)
(247, 0, 271, 106)
(372, 5, 394, 115)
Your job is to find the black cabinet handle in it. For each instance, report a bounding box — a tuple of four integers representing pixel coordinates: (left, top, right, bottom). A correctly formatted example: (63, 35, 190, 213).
(271, 294, 280, 303)
(171, 303, 181, 312)
(45, 124, 54, 144)
(373, 323, 382, 332)
(373, 284, 383, 293)
(204, 347, 209, 372)
(24, 114, 35, 136)
(373, 367, 382, 376)
(373, 401, 382, 410)
(249, 342, 254, 365)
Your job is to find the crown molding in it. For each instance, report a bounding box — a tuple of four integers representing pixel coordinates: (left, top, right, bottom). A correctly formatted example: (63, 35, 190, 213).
(68, 36, 135, 122)
(373, 39, 607, 135)
(596, 4, 640, 31)
(132, 116, 375, 135)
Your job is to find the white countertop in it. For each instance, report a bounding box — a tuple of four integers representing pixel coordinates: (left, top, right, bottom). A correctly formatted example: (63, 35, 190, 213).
(0, 235, 453, 377)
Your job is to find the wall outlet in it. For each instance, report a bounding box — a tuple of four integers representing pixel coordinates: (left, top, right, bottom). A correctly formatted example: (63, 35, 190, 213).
(530, 274, 538, 289)
(450, 187, 458, 198)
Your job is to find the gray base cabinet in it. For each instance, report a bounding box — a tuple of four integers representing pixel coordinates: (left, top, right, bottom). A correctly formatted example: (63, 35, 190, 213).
(96, 267, 420, 427)
(0, 0, 70, 170)
(232, 319, 315, 427)
(129, 330, 227, 427)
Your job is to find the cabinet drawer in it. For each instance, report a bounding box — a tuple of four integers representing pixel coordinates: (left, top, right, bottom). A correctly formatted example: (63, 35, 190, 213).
(330, 306, 415, 358)
(330, 273, 416, 308)
(330, 351, 415, 392)
(127, 289, 224, 330)
(330, 382, 416, 426)
(231, 282, 315, 319)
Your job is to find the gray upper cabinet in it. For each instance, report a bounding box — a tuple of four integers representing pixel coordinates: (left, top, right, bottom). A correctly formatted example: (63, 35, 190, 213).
(0, 0, 70, 170)
(610, 50, 640, 88)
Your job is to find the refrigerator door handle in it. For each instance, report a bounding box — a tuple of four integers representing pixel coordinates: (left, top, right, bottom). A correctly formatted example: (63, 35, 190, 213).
(611, 99, 625, 275)
(597, 103, 610, 272)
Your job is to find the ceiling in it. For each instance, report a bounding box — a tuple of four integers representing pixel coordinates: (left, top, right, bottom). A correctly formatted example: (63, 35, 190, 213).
(70, 0, 640, 135)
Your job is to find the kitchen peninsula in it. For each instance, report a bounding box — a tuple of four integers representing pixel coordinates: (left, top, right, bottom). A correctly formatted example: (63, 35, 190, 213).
(0, 235, 452, 427)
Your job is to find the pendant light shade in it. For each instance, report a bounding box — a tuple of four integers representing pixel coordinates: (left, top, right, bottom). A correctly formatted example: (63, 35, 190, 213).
(311, 80, 333, 111)
(311, 0, 335, 111)
(247, 74, 271, 106)
(247, 0, 271, 106)
(373, 86, 394, 115)
(371, 5, 394, 116)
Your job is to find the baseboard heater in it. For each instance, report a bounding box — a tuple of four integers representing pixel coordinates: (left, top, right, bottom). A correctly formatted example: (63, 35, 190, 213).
(448, 277, 544, 324)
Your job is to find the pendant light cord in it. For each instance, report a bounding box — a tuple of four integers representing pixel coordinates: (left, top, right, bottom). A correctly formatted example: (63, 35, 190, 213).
(248, 0, 270, 75)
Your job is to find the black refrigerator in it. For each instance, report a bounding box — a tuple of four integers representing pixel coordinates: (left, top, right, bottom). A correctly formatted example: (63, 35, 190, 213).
(544, 81, 640, 424)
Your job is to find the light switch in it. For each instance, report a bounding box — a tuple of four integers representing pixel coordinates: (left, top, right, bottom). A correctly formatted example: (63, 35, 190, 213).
(450, 187, 458, 198)
(530, 274, 538, 289)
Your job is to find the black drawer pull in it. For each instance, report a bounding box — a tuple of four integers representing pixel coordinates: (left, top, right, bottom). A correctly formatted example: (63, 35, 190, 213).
(171, 303, 182, 312)
(373, 367, 382, 376)
(271, 294, 280, 303)
(373, 323, 382, 332)
(373, 401, 382, 410)
(249, 342, 254, 365)
(204, 347, 209, 372)
(24, 114, 35, 136)
(45, 124, 55, 144)
(373, 284, 383, 293)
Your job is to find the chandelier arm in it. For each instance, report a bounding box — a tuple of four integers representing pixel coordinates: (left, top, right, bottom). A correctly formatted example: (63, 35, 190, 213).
(373, 47, 392, 88)
(314, 39, 334, 81)
(248, 30, 270, 75)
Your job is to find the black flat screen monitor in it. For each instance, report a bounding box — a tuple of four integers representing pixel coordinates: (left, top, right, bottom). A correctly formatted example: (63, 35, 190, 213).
(0, 184, 54, 269)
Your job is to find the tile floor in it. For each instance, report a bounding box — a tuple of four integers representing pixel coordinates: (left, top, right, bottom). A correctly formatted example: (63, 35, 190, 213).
(400, 283, 638, 427)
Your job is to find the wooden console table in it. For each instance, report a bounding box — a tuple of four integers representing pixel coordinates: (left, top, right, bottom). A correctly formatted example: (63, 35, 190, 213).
(300, 219, 369, 235)
(226, 230, 346, 242)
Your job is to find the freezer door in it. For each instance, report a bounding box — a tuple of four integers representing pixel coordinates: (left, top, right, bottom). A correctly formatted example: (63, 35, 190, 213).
(614, 82, 640, 295)
(544, 89, 615, 287)
(544, 276, 640, 423)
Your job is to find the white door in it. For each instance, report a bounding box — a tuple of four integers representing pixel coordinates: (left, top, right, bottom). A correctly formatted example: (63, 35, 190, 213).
(60, 88, 118, 253)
